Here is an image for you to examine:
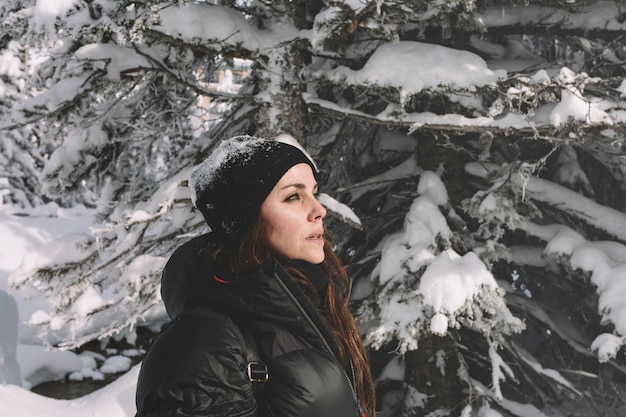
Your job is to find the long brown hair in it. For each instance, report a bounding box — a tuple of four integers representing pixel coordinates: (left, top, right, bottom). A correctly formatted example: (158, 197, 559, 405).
(212, 222, 376, 417)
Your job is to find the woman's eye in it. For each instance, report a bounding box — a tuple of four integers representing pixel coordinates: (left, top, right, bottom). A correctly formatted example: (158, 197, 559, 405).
(285, 193, 301, 202)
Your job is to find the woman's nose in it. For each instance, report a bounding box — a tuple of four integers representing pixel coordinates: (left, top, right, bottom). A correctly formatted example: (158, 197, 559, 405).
(309, 196, 326, 220)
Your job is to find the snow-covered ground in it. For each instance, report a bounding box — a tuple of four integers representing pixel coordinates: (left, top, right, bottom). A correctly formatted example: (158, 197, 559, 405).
(0, 204, 136, 417)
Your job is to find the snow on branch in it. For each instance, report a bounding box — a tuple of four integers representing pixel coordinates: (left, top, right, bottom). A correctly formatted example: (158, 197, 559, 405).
(318, 193, 362, 230)
(481, 2, 626, 38)
(363, 171, 524, 355)
(466, 159, 626, 361)
(467, 161, 626, 243)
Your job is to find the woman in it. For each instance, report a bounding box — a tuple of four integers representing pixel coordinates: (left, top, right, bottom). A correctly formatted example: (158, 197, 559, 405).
(135, 135, 375, 417)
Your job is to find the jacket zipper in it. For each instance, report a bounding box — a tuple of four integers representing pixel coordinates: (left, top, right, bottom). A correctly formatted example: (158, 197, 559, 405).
(273, 272, 363, 417)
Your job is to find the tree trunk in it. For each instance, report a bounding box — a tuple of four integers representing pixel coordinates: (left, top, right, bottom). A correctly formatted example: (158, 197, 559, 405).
(403, 333, 465, 416)
(255, 38, 309, 143)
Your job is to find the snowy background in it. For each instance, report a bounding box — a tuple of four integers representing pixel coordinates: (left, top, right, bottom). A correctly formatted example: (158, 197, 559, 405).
(0, 205, 137, 416)
(2, 0, 626, 416)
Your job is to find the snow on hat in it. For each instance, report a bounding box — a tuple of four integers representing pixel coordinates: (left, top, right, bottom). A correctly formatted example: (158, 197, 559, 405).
(189, 135, 318, 242)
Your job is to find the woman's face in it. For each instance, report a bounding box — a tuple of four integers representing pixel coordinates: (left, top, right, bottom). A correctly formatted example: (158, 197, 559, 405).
(260, 163, 327, 264)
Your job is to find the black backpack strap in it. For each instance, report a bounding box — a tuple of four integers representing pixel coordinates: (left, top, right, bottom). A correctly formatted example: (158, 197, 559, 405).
(242, 329, 269, 383)
(234, 318, 268, 403)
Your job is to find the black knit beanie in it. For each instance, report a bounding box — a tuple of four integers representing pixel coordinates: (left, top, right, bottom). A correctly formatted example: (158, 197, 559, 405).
(189, 135, 318, 243)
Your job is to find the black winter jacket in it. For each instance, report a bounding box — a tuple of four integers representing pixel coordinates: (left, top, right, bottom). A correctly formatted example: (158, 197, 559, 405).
(135, 233, 362, 417)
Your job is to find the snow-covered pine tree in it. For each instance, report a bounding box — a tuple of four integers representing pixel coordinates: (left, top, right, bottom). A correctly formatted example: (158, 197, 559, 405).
(0, 17, 51, 209)
(2, 0, 626, 415)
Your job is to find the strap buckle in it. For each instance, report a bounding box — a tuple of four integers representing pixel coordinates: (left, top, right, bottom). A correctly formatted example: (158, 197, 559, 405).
(247, 361, 269, 383)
